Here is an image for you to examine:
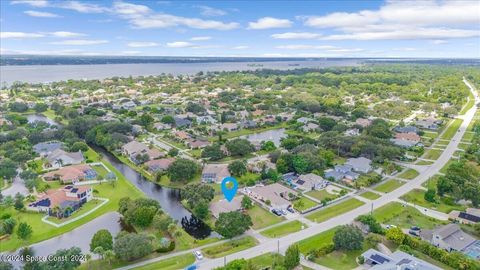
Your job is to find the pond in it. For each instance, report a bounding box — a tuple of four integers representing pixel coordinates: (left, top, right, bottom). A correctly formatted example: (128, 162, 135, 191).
(241, 128, 287, 147)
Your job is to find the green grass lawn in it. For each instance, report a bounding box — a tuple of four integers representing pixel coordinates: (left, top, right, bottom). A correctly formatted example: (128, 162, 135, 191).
(305, 189, 339, 201)
(423, 149, 443, 160)
(462, 132, 474, 142)
(373, 179, 405, 193)
(306, 198, 365, 223)
(421, 131, 438, 140)
(440, 119, 463, 140)
(92, 164, 109, 179)
(249, 253, 313, 270)
(0, 147, 145, 252)
(460, 92, 475, 115)
(46, 199, 104, 224)
(400, 189, 466, 214)
(440, 159, 457, 174)
(360, 191, 381, 200)
(297, 228, 336, 254)
(431, 144, 447, 149)
(315, 248, 363, 270)
(416, 160, 434, 165)
(397, 169, 419, 180)
(293, 196, 318, 212)
(247, 204, 284, 230)
(260, 220, 306, 238)
(201, 236, 257, 258)
(131, 254, 195, 270)
(457, 143, 470, 150)
(372, 202, 447, 229)
(422, 175, 441, 189)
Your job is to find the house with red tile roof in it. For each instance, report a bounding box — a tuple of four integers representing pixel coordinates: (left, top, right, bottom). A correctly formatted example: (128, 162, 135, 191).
(28, 185, 93, 217)
(43, 164, 97, 184)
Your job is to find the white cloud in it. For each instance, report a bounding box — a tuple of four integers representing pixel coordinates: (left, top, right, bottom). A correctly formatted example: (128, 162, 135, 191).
(11, 0, 49, 7)
(111, 2, 238, 30)
(48, 31, 86, 38)
(0, 32, 45, 39)
(393, 47, 417, 51)
(122, 50, 141, 54)
(232, 46, 249, 50)
(303, 1, 480, 41)
(50, 39, 109, 45)
(276, 44, 336, 50)
(190, 36, 211, 41)
(198, 5, 227, 17)
(24, 10, 60, 18)
(271, 32, 322, 39)
(431, 39, 448, 45)
(248, 17, 292, 30)
(59, 1, 107, 13)
(127, 42, 159, 47)
(166, 41, 195, 48)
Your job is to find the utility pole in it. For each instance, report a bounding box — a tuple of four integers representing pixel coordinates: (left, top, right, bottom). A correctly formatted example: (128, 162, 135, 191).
(371, 202, 373, 215)
(277, 239, 280, 254)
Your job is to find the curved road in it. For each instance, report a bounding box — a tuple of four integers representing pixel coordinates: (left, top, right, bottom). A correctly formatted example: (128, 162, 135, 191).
(117, 78, 479, 270)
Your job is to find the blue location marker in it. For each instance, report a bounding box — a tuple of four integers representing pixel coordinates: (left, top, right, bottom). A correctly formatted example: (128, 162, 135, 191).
(221, 176, 238, 202)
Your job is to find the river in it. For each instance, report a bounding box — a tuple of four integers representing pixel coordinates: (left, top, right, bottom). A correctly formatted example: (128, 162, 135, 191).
(0, 59, 361, 85)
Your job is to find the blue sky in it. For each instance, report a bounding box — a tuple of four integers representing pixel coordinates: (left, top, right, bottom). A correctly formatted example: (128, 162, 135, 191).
(1, 0, 479, 58)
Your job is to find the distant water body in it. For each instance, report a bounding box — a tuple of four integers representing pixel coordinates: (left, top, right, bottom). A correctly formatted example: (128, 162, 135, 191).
(0, 59, 361, 85)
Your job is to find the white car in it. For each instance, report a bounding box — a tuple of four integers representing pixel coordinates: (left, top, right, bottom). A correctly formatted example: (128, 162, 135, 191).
(193, 250, 204, 260)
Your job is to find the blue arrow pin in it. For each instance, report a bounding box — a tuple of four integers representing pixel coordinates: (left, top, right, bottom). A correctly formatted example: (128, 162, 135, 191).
(221, 176, 238, 202)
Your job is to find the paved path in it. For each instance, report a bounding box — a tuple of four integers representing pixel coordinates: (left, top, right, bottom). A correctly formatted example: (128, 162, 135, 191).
(395, 199, 449, 221)
(1, 174, 28, 197)
(115, 78, 479, 270)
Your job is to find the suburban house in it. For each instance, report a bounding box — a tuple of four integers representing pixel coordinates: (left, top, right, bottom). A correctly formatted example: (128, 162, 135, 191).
(355, 118, 372, 128)
(43, 164, 97, 184)
(394, 132, 421, 142)
(153, 122, 172, 130)
(361, 249, 441, 270)
(345, 157, 372, 173)
(247, 158, 276, 173)
(45, 149, 84, 169)
(121, 141, 165, 164)
(283, 173, 327, 191)
(394, 125, 419, 134)
(174, 116, 192, 128)
(296, 117, 313, 124)
(245, 183, 294, 210)
(186, 138, 210, 149)
(449, 208, 480, 224)
(416, 118, 442, 130)
(420, 224, 479, 256)
(209, 195, 243, 219)
(197, 115, 217, 125)
(28, 185, 93, 217)
(324, 164, 360, 181)
(220, 123, 239, 132)
(201, 163, 230, 183)
(144, 158, 175, 173)
(303, 122, 319, 132)
(391, 138, 419, 148)
(33, 141, 63, 156)
(344, 128, 360, 136)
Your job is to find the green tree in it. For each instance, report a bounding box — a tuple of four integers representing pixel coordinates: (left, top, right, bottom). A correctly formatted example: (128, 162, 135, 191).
(228, 160, 247, 176)
(386, 227, 405, 245)
(14, 193, 24, 211)
(70, 141, 89, 152)
(167, 159, 199, 182)
(34, 103, 48, 113)
(201, 144, 225, 160)
(39, 247, 82, 270)
(161, 115, 175, 125)
(168, 148, 179, 157)
(215, 211, 253, 238)
(1, 218, 17, 234)
(193, 201, 209, 219)
(0, 159, 17, 180)
(90, 229, 113, 252)
(284, 244, 300, 270)
(113, 233, 154, 261)
(333, 225, 364, 251)
(225, 139, 254, 157)
(241, 196, 253, 209)
(181, 183, 215, 208)
(261, 141, 276, 151)
(17, 222, 33, 240)
(424, 188, 436, 203)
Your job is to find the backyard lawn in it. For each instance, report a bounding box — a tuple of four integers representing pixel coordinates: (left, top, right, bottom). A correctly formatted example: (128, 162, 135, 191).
(46, 199, 104, 224)
(400, 189, 466, 214)
(315, 248, 365, 270)
(397, 169, 419, 180)
(92, 164, 109, 179)
(247, 204, 284, 230)
(293, 196, 318, 212)
(373, 179, 405, 193)
(440, 119, 463, 140)
(306, 198, 365, 223)
(305, 189, 339, 201)
(423, 149, 443, 160)
(260, 220, 306, 238)
(373, 202, 447, 229)
(360, 191, 381, 200)
(201, 236, 257, 258)
(132, 254, 195, 270)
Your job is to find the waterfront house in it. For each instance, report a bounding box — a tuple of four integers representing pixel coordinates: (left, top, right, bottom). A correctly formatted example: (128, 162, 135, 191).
(144, 158, 175, 173)
(45, 149, 84, 169)
(43, 164, 97, 184)
(245, 183, 294, 210)
(121, 141, 165, 164)
(201, 163, 230, 183)
(33, 141, 63, 156)
(28, 185, 93, 217)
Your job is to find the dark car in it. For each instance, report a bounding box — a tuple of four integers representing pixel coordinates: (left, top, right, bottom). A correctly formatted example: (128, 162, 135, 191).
(409, 230, 420, 237)
(271, 209, 282, 216)
(287, 207, 295, 213)
(410, 226, 421, 231)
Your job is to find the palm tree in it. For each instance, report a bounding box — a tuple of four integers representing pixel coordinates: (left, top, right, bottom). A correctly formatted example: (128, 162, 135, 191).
(52, 206, 61, 218)
(64, 206, 74, 217)
(103, 250, 115, 266)
(93, 246, 105, 260)
(55, 158, 63, 168)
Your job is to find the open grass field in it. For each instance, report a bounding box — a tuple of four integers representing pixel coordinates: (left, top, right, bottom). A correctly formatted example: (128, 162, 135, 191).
(415, 160, 434, 165)
(359, 191, 381, 200)
(440, 119, 463, 140)
(305, 189, 340, 201)
(400, 189, 466, 214)
(397, 169, 419, 180)
(422, 149, 443, 160)
(201, 236, 257, 258)
(247, 204, 284, 230)
(373, 179, 405, 193)
(260, 220, 306, 238)
(372, 202, 447, 229)
(297, 228, 336, 254)
(306, 198, 364, 223)
(0, 147, 144, 252)
(293, 196, 318, 212)
(131, 254, 195, 270)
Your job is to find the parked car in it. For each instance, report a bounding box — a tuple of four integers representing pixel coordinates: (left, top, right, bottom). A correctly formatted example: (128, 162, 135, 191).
(271, 209, 282, 216)
(410, 226, 421, 231)
(385, 224, 397, 229)
(286, 207, 295, 213)
(409, 229, 420, 236)
(193, 251, 203, 260)
(185, 265, 197, 270)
